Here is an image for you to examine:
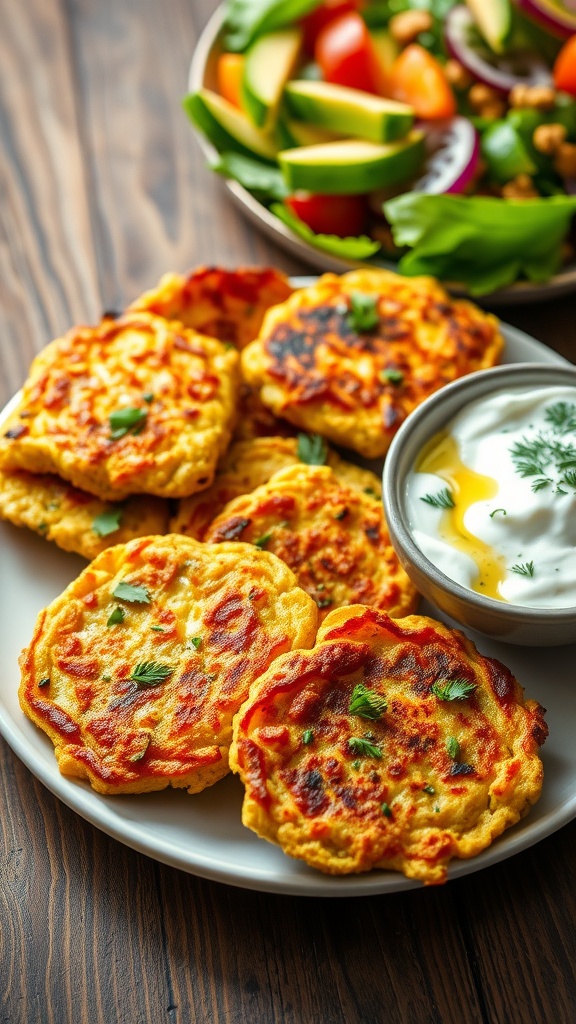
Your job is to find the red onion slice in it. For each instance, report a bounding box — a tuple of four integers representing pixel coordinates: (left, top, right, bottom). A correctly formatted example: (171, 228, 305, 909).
(517, 0, 576, 37)
(445, 6, 553, 94)
(411, 117, 480, 194)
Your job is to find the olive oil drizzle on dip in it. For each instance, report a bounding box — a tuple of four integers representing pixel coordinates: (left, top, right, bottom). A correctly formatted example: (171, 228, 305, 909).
(406, 386, 576, 608)
(415, 432, 505, 599)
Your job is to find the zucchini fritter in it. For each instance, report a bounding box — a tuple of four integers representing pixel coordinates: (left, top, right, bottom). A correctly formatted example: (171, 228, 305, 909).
(129, 265, 293, 350)
(204, 464, 416, 620)
(170, 436, 382, 541)
(0, 468, 169, 560)
(0, 311, 239, 501)
(241, 269, 504, 458)
(231, 606, 547, 884)
(19, 535, 318, 795)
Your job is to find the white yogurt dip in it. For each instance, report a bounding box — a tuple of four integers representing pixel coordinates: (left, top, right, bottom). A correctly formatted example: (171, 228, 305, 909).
(405, 385, 576, 608)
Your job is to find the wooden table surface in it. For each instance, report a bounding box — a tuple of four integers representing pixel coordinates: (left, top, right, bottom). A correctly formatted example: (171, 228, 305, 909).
(1, 1, 576, 1021)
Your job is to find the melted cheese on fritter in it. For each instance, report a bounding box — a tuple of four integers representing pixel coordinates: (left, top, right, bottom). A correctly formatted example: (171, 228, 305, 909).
(0, 468, 169, 559)
(129, 265, 293, 350)
(241, 270, 504, 459)
(204, 464, 416, 620)
(231, 606, 547, 884)
(0, 312, 239, 501)
(170, 437, 383, 541)
(18, 535, 318, 795)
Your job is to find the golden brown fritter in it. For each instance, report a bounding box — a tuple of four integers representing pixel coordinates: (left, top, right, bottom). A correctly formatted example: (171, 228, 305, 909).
(231, 606, 547, 884)
(0, 467, 169, 560)
(19, 534, 318, 795)
(0, 311, 239, 501)
(129, 265, 293, 350)
(241, 269, 504, 459)
(170, 436, 382, 541)
(203, 464, 416, 620)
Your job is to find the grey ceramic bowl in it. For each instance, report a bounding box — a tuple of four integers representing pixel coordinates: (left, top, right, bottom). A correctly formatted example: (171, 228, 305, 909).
(382, 362, 576, 647)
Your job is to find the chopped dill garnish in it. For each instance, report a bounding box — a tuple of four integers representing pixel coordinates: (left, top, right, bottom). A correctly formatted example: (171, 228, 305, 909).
(420, 487, 455, 510)
(511, 560, 535, 577)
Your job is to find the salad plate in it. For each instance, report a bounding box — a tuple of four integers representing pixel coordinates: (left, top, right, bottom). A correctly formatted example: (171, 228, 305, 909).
(1, 323, 575, 895)
(188, 4, 576, 305)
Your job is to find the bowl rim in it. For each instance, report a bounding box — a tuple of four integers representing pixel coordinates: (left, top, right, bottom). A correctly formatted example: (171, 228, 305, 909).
(188, 4, 576, 306)
(382, 361, 576, 623)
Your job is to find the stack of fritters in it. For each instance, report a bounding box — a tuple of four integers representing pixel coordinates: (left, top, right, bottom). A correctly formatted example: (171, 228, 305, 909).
(0, 267, 293, 557)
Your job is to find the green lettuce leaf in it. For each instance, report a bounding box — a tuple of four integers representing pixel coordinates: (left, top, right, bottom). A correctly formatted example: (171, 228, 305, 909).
(271, 203, 382, 259)
(211, 152, 288, 200)
(224, 0, 322, 51)
(384, 193, 576, 296)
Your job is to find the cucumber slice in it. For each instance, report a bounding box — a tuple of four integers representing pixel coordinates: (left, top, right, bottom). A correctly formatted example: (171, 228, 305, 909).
(278, 133, 425, 195)
(284, 80, 414, 143)
(183, 89, 277, 162)
(242, 29, 302, 129)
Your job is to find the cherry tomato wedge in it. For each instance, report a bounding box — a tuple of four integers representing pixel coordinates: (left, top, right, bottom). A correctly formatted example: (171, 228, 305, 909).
(216, 53, 245, 109)
(300, 0, 362, 54)
(314, 11, 380, 94)
(390, 44, 456, 120)
(554, 36, 576, 96)
(285, 192, 368, 237)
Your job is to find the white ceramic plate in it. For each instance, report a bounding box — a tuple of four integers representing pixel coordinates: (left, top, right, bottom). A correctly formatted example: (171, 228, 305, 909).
(189, 5, 576, 307)
(0, 325, 574, 896)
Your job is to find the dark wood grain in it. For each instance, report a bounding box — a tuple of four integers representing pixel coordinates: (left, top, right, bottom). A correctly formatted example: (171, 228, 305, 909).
(1, 1, 576, 1022)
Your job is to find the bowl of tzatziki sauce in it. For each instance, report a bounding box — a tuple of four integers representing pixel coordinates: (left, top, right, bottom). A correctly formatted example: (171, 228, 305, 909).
(383, 362, 576, 646)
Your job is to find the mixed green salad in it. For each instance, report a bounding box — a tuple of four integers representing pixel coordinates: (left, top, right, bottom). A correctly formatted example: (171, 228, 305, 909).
(184, 0, 576, 294)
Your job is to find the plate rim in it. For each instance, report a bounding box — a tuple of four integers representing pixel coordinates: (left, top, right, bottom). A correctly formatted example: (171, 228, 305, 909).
(0, 321, 574, 896)
(188, 4, 576, 307)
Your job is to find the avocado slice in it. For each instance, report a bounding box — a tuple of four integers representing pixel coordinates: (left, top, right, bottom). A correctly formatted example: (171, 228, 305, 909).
(284, 80, 414, 143)
(278, 133, 425, 194)
(242, 29, 302, 129)
(276, 118, 342, 149)
(465, 0, 513, 53)
(183, 89, 277, 162)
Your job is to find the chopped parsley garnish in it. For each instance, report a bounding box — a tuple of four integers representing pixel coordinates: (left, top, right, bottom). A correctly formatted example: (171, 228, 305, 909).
(143, 392, 154, 404)
(38, 677, 50, 688)
(317, 597, 333, 609)
(348, 737, 382, 759)
(38, 521, 48, 532)
(334, 508, 348, 521)
(511, 560, 535, 578)
(190, 636, 202, 649)
(130, 738, 150, 762)
(446, 736, 460, 760)
(93, 506, 123, 537)
(381, 802, 392, 818)
(107, 606, 125, 626)
(363, 487, 379, 499)
(349, 683, 388, 721)
(380, 369, 404, 386)
(150, 625, 166, 633)
(347, 292, 379, 333)
(130, 661, 174, 686)
(254, 530, 274, 549)
(302, 729, 314, 745)
(423, 784, 435, 795)
(297, 432, 328, 466)
(489, 508, 507, 518)
(109, 406, 148, 440)
(112, 581, 151, 604)
(421, 487, 455, 510)
(431, 678, 476, 701)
